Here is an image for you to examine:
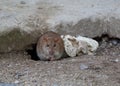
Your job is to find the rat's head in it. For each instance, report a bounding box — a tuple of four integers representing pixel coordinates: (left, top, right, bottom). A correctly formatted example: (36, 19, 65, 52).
(41, 36, 64, 61)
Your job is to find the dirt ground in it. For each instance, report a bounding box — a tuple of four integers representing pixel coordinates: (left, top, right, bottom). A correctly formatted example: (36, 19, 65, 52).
(0, 36, 120, 86)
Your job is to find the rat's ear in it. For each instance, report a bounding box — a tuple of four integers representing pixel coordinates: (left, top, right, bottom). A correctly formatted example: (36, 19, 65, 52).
(43, 37, 48, 41)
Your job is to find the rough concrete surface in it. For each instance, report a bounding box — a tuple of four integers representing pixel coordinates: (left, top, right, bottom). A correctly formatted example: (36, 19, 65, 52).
(0, 39, 120, 86)
(0, 0, 120, 52)
(0, 1, 120, 86)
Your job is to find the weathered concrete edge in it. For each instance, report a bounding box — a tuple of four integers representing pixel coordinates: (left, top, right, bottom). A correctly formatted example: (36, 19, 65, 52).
(54, 17, 120, 38)
(0, 17, 120, 52)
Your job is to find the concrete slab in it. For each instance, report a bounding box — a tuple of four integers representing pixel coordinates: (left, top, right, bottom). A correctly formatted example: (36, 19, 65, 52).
(0, 0, 120, 52)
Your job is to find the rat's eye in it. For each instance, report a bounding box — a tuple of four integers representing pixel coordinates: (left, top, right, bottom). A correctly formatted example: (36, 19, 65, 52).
(53, 44, 56, 47)
(46, 44, 49, 47)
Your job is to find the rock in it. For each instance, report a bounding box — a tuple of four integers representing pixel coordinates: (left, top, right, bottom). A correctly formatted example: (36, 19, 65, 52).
(61, 35, 80, 57)
(80, 64, 89, 70)
(14, 80, 19, 84)
(61, 35, 99, 57)
(76, 35, 99, 54)
(109, 39, 120, 45)
(111, 58, 119, 63)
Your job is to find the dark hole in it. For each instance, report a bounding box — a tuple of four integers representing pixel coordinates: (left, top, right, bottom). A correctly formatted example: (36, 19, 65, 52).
(25, 44, 40, 61)
(93, 34, 109, 43)
(93, 34, 120, 45)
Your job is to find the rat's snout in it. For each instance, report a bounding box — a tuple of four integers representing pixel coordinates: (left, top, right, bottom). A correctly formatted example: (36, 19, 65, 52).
(49, 57, 55, 61)
(49, 50, 54, 55)
(49, 51, 55, 61)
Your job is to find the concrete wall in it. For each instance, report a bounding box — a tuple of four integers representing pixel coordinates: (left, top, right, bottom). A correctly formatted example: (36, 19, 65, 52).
(0, 0, 120, 52)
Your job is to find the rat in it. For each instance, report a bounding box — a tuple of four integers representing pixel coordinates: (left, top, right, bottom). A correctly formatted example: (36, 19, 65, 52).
(36, 31, 64, 61)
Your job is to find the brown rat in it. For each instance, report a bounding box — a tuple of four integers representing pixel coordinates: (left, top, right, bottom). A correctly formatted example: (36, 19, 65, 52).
(36, 31, 64, 61)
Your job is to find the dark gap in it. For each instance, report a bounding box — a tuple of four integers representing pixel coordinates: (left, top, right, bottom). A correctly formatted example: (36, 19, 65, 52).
(25, 44, 40, 61)
(25, 43, 69, 61)
(93, 34, 120, 45)
(93, 34, 109, 44)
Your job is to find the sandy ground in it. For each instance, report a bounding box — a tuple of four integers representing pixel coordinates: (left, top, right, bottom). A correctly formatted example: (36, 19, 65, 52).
(0, 37, 120, 86)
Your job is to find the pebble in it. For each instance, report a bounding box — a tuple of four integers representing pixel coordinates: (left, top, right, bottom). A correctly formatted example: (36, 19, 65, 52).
(80, 64, 89, 70)
(110, 58, 119, 63)
(14, 72, 24, 79)
(20, 1, 26, 4)
(14, 80, 19, 84)
(113, 58, 119, 63)
(109, 39, 119, 45)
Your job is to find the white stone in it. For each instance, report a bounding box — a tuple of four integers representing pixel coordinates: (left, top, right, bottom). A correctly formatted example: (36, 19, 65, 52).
(14, 80, 19, 84)
(76, 35, 99, 54)
(61, 35, 99, 57)
(80, 64, 89, 70)
(61, 35, 80, 57)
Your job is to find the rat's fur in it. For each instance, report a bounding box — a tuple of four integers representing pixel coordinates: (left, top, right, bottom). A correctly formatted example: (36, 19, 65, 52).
(36, 31, 64, 61)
